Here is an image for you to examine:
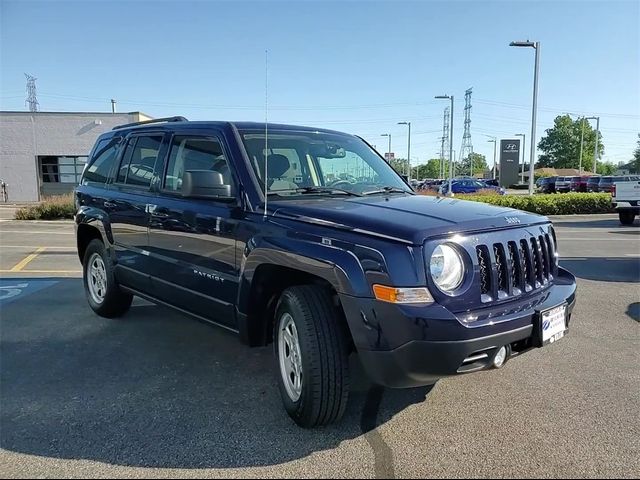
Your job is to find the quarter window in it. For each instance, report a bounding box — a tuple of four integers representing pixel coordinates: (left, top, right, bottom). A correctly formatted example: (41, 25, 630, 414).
(82, 137, 119, 184)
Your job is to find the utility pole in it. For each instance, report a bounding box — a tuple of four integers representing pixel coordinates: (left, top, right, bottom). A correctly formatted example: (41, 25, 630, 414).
(516, 133, 526, 183)
(441, 106, 450, 179)
(24, 74, 40, 112)
(111, 99, 117, 113)
(460, 88, 474, 176)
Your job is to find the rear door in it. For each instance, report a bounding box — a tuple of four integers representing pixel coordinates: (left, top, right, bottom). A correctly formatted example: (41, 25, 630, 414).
(107, 132, 168, 292)
(147, 129, 240, 327)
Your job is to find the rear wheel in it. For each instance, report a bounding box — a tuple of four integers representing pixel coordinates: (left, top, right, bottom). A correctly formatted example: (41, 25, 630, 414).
(274, 285, 350, 428)
(82, 239, 132, 318)
(619, 210, 636, 225)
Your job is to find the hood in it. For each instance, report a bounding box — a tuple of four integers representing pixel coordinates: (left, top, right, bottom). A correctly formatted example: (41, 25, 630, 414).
(270, 194, 547, 245)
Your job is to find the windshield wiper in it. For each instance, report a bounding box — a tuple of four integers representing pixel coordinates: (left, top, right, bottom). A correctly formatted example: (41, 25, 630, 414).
(267, 186, 362, 197)
(362, 186, 412, 196)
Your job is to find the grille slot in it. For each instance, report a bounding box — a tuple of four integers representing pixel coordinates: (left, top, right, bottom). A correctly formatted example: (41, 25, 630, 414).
(493, 243, 508, 294)
(476, 245, 491, 295)
(519, 239, 532, 290)
(530, 237, 543, 285)
(507, 241, 522, 292)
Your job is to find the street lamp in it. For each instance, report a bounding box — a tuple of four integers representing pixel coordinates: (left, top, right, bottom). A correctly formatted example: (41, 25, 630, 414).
(486, 136, 497, 180)
(397, 122, 411, 181)
(380, 133, 391, 164)
(435, 95, 454, 195)
(510, 40, 540, 195)
(515, 133, 526, 183)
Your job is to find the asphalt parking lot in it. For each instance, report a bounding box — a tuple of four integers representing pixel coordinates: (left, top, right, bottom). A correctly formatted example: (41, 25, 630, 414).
(0, 214, 638, 478)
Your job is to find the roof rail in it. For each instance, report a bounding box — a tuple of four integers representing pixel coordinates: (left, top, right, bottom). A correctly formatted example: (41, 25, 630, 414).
(112, 116, 188, 131)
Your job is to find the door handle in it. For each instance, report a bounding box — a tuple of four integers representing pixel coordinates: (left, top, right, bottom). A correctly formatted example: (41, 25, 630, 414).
(104, 201, 117, 209)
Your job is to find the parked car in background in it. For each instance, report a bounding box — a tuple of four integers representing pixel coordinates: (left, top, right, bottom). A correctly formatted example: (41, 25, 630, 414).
(569, 176, 590, 192)
(538, 176, 558, 194)
(612, 178, 640, 225)
(439, 179, 506, 195)
(596, 176, 639, 194)
(587, 175, 602, 192)
(555, 176, 573, 193)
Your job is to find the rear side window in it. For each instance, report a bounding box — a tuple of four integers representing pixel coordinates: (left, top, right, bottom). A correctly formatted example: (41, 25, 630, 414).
(163, 135, 233, 193)
(82, 137, 119, 184)
(117, 135, 163, 187)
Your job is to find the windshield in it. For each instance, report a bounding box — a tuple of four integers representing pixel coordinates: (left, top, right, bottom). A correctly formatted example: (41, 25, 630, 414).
(239, 129, 412, 197)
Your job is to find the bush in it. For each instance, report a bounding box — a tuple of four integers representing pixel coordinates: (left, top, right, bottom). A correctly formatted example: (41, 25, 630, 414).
(451, 192, 614, 215)
(14, 193, 75, 220)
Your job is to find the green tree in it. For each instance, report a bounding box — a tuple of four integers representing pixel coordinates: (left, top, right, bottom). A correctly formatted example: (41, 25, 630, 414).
(596, 161, 616, 175)
(537, 114, 604, 171)
(414, 158, 445, 179)
(456, 152, 489, 177)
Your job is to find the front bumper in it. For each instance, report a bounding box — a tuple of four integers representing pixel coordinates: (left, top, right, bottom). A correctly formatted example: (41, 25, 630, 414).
(340, 268, 577, 388)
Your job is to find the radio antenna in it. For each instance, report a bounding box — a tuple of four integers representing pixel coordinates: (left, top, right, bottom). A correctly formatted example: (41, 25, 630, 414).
(263, 49, 269, 219)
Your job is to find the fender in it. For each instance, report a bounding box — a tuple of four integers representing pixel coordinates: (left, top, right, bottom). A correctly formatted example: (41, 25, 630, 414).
(75, 205, 115, 259)
(236, 234, 371, 345)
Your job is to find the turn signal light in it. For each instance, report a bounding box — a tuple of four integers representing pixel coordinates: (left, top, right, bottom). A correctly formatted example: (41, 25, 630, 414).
(372, 285, 434, 304)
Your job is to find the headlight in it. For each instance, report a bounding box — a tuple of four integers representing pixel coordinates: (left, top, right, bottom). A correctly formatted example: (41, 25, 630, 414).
(430, 244, 464, 292)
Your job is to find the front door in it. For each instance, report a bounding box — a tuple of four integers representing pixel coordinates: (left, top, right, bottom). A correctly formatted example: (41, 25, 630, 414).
(147, 130, 240, 328)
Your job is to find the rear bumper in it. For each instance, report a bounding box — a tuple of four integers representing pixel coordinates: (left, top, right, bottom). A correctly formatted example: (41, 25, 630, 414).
(341, 268, 577, 388)
(613, 201, 639, 210)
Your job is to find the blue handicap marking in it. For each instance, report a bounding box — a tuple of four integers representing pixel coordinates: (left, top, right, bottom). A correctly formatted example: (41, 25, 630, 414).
(0, 279, 59, 306)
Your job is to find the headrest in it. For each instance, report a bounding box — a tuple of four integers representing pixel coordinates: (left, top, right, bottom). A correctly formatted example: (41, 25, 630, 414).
(267, 154, 290, 178)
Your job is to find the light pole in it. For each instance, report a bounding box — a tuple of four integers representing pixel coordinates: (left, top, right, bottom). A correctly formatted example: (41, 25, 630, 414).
(515, 133, 526, 183)
(486, 137, 497, 180)
(510, 40, 540, 195)
(592, 116, 600, 174)
(398, 122, 411, 181)
(380, 133, 391, 164)
(435, 95, 454, 195)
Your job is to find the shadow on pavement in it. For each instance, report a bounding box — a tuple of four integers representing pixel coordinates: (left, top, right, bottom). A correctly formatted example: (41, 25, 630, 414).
(0, 279, 432, 469)
(626, 302, 640, 322)
(561, 257, 640, 283)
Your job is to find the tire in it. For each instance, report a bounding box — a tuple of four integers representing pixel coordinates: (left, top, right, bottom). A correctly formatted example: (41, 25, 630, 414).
(619, 210, 636, 226)
(82, 239, 133, 318)
(274, 285, 350, 428)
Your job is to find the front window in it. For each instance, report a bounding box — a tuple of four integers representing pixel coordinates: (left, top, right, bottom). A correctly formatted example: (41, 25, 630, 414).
(239, 130, 411, 197)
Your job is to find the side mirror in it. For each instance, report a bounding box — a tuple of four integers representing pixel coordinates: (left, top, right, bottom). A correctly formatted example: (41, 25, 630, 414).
(182, 170, 233, 200)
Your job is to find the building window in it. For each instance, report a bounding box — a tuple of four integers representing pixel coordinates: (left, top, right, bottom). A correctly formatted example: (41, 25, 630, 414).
(39, 156, 87, 184)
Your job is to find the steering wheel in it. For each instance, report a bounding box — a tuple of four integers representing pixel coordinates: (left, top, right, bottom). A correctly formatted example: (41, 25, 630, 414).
(328, 179, 354, 188)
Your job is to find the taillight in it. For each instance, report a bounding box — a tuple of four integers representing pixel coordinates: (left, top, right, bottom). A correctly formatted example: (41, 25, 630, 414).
(612, 184, 616, 197)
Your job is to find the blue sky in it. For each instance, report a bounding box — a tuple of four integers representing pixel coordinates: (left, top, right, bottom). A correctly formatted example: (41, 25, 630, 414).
(1, 0, 638, 167)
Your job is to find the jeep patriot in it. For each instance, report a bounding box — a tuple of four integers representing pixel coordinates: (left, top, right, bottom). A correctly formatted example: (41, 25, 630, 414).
(75, 117, 577, 427)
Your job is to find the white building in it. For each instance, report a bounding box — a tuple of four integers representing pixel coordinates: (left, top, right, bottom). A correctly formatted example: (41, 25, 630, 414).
(0, 111, 151, 202)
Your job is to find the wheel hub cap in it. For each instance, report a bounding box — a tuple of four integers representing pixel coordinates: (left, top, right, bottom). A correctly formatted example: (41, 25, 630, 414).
(278, 313, 303, 402)
(87, 253, 107, 304)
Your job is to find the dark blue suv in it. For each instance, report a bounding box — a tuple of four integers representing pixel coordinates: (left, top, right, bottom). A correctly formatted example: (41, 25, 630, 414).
(75, 117, 577, 427)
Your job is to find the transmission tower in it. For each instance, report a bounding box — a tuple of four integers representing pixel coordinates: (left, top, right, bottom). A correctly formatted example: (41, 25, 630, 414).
(24, 74, 40, 112)
(440, 106, 450, 179)
(459, 87, 473, 175)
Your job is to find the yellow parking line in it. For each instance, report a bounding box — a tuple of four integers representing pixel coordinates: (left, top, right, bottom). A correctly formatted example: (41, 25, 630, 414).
(0, 269, 81, 273)
(8, 247, 46, 272)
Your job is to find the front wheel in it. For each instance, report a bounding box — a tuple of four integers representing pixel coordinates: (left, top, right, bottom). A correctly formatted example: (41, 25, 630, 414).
(619, 210, 636, 225)
(83, 239, 133, 318)
(274, 285, 350, 428)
